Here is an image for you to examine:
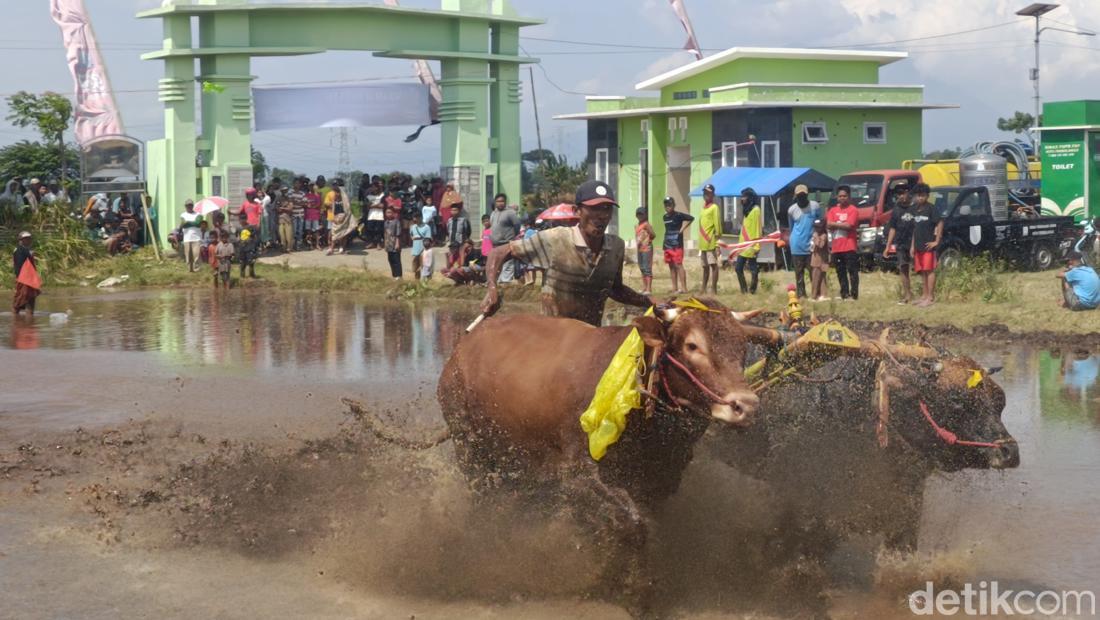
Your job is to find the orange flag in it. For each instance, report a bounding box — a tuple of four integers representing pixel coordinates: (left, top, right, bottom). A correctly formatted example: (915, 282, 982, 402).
(17, 259, 42, 291)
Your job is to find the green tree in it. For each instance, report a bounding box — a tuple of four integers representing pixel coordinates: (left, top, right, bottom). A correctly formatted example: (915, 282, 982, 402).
(525, 154, 587, 210)
(0, 140, 80, 190)
(997, 111, 1037, 144)
(923, 147, 962, 160)
(270, 167, 300, 184)
(5, 91, 73, 185)
(251, 147, 269, 184)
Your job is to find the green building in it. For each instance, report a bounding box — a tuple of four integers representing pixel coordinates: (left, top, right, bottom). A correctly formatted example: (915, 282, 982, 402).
(556, 47, 953, 245)
(1036, 100, 1100, 222)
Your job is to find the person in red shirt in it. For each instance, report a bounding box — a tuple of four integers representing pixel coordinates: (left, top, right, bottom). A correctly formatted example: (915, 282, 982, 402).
(241, 188, 262, 228)
(826, 184, 860, 300)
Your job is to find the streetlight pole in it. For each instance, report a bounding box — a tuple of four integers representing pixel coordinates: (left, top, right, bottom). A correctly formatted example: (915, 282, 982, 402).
(1016, 3, 1096, 134)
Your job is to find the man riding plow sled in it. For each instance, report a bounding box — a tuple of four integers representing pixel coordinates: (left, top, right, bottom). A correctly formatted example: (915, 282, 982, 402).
(345, 181, 1019, 618)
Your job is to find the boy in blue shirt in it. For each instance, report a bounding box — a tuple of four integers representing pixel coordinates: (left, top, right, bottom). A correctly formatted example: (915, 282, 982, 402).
(787, 183, 821, 298)
(1058, 251, 1100, 310)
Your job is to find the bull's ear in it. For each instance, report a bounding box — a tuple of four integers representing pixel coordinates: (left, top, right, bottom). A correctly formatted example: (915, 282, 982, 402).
(633, 315, 666, 348)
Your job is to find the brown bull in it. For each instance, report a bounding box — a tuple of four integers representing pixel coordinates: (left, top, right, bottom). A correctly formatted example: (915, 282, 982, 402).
(437, 302, 759, 616)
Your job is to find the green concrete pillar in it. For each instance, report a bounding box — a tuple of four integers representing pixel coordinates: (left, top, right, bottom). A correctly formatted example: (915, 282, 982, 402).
(490, 24, 522, 208)
(198, 11, 254, 203)
(152, 14, 198, 242)
(439, 16, 492, 214)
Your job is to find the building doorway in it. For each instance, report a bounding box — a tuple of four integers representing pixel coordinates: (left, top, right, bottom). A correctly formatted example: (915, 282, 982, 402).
(666, 145, 692, 215)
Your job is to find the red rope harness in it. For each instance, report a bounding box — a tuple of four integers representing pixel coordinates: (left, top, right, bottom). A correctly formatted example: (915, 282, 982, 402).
(662, 353, 734, 405)
(918, 400, 1006, 449)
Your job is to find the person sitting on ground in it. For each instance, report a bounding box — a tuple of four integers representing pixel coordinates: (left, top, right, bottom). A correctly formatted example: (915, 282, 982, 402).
(810, 218, 831, 301)
(910, 183, 944, 307)
(444, 202, 472, 271)
(1058, 251, 1100, 311)
(213, 230, 235, 290)
(105, 230, 132, 256)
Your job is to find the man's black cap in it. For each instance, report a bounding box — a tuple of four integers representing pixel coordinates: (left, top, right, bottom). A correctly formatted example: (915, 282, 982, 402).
(575, 180, 617, 207)
(703, 183, 716, 194)
(663, 196, 676, 205)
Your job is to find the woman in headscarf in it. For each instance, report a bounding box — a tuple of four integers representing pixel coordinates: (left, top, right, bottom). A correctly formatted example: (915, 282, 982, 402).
(326, 180, 358, 256)
(0, 180, 21, 223)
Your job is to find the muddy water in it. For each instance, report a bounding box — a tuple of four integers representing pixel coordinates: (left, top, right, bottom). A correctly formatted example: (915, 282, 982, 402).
(2, 290, 1099, 619)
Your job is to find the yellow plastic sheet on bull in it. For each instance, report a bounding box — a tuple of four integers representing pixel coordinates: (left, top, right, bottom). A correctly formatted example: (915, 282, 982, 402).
(579, 316, 650, 461)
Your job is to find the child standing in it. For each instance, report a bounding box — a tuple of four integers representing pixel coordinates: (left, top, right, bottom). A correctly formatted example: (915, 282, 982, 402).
(810, 218, 830, 301)
(421, 237, 435, 281)
(478, 214, 492, 266)
(410, 213, 432, 281)
(214, 230, 235, 290)
(383, 208, 403, 280)
(634, 207, 655, 295)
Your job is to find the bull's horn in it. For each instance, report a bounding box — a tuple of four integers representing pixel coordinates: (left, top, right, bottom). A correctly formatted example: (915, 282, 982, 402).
(659, 306, 680, 322)
(740, 325, 783, 346)
(730, 309, 763, 322)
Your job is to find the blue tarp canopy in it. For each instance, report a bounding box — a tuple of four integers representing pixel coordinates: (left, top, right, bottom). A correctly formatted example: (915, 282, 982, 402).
(690, 167, 836, 198)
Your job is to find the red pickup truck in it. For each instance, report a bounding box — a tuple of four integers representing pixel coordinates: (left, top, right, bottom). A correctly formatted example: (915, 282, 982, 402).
(834, 169, 922, 227)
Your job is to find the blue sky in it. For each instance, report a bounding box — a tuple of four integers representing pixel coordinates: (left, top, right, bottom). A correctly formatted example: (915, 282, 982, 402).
(2, 0, 1098, 176)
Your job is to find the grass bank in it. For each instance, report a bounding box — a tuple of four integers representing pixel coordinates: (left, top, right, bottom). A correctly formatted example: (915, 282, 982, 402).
(4, 243, 1097, 339)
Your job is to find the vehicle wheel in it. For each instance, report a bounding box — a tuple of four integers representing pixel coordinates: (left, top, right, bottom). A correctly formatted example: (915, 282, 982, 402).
(1031, 242, 1055, 271)
(938, 246, 962, 271)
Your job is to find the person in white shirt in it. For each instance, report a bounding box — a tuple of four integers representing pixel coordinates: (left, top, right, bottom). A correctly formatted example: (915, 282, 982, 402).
(179, 199, 204, 272)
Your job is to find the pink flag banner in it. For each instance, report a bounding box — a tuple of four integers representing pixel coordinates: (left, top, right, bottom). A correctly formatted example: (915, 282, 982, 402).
(383, 0, 442, 121)
(50, 0, 124, 144)
(668, 0, 703, 61)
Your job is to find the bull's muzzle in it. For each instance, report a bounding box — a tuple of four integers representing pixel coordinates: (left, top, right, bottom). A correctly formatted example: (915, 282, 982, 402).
(710, 390, 759, 427)
(985, 440, 1020, 469)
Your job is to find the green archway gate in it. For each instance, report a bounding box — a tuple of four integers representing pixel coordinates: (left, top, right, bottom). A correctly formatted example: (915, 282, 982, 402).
(138, 0, 541, 239)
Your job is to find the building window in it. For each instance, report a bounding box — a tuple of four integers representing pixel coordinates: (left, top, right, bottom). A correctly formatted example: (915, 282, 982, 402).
(595, 148, 609, 183)
(721, 141, 750, 168)
(668, 117, 677, 141)
(801, 122, 828, 144)
(762, 140, 780, 167)
(678, 116, 688, 142)
(640, 119, 649, 140)
(863, 122, 887, 144)
(702, 89, 710, 98)
(672, 90, 698, 101)
(639, 148, 649, 210)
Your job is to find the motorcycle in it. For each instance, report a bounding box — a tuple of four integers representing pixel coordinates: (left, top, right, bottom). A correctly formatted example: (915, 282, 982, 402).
(1073, 217, 1100, 267)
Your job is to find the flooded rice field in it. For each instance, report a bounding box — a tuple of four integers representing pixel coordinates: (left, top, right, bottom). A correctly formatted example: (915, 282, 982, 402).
(1, 290, 1098, 619)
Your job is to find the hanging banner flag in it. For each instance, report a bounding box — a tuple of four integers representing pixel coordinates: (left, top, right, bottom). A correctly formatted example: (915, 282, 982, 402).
(383, 0, 442, 122)
(668, 0, 703, 60)
(49, 0, 124, 144)
(253, 83, 431, 131)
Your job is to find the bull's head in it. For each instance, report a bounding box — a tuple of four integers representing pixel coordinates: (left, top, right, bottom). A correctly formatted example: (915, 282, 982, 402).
(882, 355, 1019, 472)
(633, 299, 759, 426)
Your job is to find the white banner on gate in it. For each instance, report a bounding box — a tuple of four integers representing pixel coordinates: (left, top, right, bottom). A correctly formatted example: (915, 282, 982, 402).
(252, 82, 431, 131)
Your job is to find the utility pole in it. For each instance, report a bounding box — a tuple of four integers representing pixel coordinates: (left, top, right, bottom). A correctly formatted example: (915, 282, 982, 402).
(1015, 3, 1095, 140)
(337, 127, 351, 178)
(528, 66, 545, 205)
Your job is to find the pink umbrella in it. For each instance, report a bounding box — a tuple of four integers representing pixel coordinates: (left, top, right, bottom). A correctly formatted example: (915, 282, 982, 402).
(194, 196, 228, 216)
(536, 203, 578, 223)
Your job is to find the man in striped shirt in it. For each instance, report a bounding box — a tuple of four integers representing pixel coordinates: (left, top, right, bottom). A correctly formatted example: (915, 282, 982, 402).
(481, 180, 653, 326)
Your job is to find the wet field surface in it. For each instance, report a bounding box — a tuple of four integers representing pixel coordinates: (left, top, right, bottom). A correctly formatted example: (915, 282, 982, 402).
(1, 290, 1098, 619)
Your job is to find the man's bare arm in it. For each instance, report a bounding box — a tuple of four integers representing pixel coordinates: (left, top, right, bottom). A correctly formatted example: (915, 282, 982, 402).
(480, 243, 517, 316)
